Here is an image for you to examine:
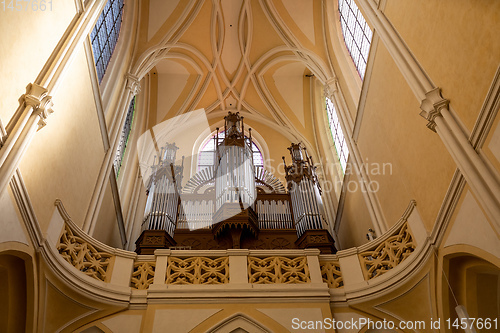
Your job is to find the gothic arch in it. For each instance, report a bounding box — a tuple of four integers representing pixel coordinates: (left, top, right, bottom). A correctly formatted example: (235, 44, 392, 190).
(440, 245, 500, 328)
(0, 247, 36, 333)
(207, 313, 272, 333)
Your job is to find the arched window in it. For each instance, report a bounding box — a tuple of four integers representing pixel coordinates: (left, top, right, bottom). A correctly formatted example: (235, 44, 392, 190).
(198, 131, 264, 172)
(338, 0, 372, 79)
(326, 97, 349, 174)
(113, 97, 135, 177)
(90, 0, 125, 83)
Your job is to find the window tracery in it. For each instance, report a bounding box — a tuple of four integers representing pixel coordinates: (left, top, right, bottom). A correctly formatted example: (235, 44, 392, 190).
(326, 97, 349, 174)
(338, 0, 372, 79)
(90, 0, 125, 83)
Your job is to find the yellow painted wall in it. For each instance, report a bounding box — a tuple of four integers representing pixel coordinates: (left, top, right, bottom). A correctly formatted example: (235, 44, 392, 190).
(19, 49, 105, 232)
(93, 180, 122, 248)
(0, 2, 77, 125)
(385, 0, 500, 133)
(352, 43, 455, 231)
(337, 170, 373, 248)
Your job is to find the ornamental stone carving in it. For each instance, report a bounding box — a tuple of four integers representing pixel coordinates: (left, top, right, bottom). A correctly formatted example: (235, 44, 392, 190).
(166, 256, 229, 284)
(131, 262, 155, 289)
(57, 224, 112, 282)
(358, 222, 416, 280)
(320, 261, 343, 288)
(248, 256, 310, 284)
(22, 83, 54, 130)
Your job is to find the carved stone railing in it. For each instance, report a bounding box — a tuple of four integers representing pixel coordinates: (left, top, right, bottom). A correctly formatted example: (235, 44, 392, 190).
(319, 260, 343, 288)
(50, 199, 427, 304)
(131, 262, 155, 289)
(52, 199, 137, 293)
(57, 223, 113, 282)
(248, 256, 310, 284)
(358, 222, 416, 280)
(166, 256, 229, 284)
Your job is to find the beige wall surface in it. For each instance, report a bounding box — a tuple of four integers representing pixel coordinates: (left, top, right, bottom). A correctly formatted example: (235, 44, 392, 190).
(354, 43, 455, 230)
(385, 0, 500, 133)
(19, 49, 105, 232)
(337, 170, 373, 248)
(0, 2, 77, 125)
(77, 302, 334, 333)
(92, 180, 121, 248)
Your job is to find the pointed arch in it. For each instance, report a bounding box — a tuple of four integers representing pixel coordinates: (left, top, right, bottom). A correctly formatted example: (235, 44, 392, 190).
(207, 313, 272, 333)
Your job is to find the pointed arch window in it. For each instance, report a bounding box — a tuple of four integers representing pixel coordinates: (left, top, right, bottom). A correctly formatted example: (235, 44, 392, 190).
(338, 0, 372, 79)
(326, 97, 349, 174)
(90, 0, 125, 83)
(198, 131, 264, 172)
(114, 97, 135, 177)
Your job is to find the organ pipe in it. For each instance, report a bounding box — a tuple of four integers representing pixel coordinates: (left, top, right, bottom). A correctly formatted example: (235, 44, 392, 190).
(283, 142, 326, 237)
(142, 142, 183, 237)
(214, 112, 256, 215)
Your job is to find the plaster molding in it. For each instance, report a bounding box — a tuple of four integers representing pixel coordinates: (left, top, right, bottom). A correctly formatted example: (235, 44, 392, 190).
(419, 88, 450, 132)
(10, 170, 43, 247)
(470, 65, 500, 149)
(83, 39, 110, 151)
(430, 170, 466, 246)
(22, 83, 54, 130)
(126, 73, 141, 96)
(208, 312, 272, 333)
(323, 77, 338, 100)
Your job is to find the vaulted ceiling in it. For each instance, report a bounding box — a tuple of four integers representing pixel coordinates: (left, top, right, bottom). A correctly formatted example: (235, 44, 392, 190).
(132, 0, 337, 146)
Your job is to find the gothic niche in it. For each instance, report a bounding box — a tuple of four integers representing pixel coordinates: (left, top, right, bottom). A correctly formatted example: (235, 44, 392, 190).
(135, 111, 336, 254)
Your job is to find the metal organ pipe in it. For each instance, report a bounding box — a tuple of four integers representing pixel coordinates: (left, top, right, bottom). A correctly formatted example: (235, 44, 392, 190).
(142, 143, 182, 238)
(283, 142, 327, 237)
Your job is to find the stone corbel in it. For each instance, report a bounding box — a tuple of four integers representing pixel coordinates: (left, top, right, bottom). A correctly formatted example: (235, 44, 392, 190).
(22, 83, 54, 130)
(126, 73, 141, 96)
(324, 77, 339, 100)
(419, 87, 449, 132)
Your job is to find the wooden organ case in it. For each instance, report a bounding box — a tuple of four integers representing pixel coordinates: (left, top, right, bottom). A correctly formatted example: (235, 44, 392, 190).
(135, 112, 336, 254)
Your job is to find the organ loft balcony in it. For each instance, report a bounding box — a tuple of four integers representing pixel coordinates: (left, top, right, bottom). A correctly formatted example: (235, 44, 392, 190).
(135, 112, 337, 254)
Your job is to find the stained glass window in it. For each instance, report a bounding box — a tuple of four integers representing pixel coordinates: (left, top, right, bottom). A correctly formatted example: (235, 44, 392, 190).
(114, 97, 135, 177)
(338, 0, 372, 79)
(90, 0, 125, 83)
(326, 97, 349, 174)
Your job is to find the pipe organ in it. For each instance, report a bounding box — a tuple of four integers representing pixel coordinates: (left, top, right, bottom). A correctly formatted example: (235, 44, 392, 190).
(256, 196, 294, 229)
(283, 143, 326, 237)
(135, 112, 336, 254)
(214, 112, 256, 214)
(136, 142, 183, 252)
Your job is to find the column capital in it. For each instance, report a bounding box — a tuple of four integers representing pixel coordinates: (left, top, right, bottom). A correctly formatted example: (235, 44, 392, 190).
(126, 73, 141, 95)
(324, 77, 338, 99)
(419, 88, 449, 132)
(21, 83, 54, 130)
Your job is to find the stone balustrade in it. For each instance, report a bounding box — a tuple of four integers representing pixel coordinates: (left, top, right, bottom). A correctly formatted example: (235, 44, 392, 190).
(51, 199, 428, 300)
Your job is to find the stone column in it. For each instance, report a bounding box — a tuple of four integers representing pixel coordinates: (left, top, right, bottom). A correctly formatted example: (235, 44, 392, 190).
(357, 0, 500, 229)
(0, 84, 53, 191)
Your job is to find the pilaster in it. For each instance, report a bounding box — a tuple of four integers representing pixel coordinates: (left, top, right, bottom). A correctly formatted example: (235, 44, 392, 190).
(228, 249, 250, 285)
